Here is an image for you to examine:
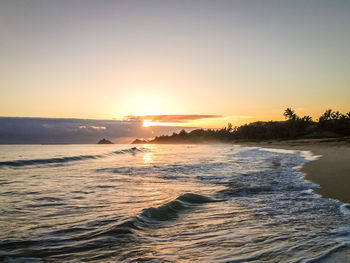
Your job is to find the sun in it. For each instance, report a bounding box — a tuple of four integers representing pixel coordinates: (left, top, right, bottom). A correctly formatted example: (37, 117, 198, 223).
(143, 120, 152, 127)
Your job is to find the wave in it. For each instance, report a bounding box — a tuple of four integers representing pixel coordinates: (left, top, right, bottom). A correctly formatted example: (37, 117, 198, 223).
(0, 193, 218, 262)
(0, 147, 143, 168)
(2, 145, 350, 262)
(79, 193, 219, 237)
(340, 203, 350, 216)
(139, 193, 220, 222)
(74, 193, 220, 239)
(99, 193, 220, 235)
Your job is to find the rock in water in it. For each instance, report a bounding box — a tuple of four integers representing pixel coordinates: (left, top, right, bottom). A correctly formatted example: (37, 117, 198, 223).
(97, 138, 113, 144)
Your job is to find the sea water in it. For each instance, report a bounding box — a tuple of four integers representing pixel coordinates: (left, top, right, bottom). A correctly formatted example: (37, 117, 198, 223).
(0, 144, 350, 262)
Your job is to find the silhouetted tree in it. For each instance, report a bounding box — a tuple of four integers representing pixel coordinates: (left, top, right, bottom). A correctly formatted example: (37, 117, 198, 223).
(133, 108, 350, 144)
(284, 108, 297, 121)
(319, 109, 332, 122)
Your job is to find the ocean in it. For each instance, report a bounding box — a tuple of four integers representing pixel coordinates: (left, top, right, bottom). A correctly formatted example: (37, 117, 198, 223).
(1, 144, 350, 262)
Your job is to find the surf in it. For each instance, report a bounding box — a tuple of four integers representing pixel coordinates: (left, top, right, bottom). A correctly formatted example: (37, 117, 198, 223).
(0, 147, 143, 168)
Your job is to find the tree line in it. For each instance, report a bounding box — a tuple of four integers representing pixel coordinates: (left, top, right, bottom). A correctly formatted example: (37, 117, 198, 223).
(133, 109, 350, 144)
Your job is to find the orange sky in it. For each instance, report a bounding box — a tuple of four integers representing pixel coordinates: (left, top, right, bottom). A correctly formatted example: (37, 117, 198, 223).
(1, 1, 349, 129)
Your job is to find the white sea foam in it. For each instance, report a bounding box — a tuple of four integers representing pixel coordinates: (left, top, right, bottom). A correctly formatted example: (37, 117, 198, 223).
(259, 147, 298, 154)
(299, 150, 322, 161)
(1, 144, 349, 262)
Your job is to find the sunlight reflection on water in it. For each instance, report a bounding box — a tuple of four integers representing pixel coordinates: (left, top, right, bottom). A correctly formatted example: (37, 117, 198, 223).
(0, 144, 350, 262)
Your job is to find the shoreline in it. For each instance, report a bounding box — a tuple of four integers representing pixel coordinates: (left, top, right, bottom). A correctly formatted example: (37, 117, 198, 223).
(240, 139, 350, 203)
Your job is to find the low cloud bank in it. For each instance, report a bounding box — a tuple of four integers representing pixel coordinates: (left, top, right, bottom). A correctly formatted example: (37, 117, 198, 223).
(0, 117, 193, 144)
(125, 114, 223, 123)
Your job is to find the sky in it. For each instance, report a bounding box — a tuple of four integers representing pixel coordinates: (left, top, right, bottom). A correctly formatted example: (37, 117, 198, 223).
(1, 0, 350, 131)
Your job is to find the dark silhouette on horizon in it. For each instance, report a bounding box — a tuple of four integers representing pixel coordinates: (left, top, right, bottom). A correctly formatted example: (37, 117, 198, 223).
(98, 138, 113, 144)
(133, 108, 350, 144)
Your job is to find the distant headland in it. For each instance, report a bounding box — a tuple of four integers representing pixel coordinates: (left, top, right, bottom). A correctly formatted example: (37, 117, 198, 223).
(133, 108, 350, 144)
(98, 138, 113, 144)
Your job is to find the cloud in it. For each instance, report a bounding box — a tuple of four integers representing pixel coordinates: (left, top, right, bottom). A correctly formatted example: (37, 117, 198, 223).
(125, 114, 223, 123)
(0, 117, 194, 144)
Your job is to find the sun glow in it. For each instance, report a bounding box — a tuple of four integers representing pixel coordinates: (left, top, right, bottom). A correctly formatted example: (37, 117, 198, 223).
(142, 120, 175, 127)
(142, 120, 152, 127)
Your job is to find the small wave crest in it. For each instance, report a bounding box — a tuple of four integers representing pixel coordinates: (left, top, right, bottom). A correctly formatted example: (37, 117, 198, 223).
(340, 203, 350, 216)
(0, 147, 143, 168)
(69, 194, 217, 238)
(94, 193, 220, 237)
(140, 193, 219, 222)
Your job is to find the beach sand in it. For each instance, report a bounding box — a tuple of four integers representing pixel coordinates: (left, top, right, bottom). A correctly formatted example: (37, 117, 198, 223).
(239, 138, 350, 203)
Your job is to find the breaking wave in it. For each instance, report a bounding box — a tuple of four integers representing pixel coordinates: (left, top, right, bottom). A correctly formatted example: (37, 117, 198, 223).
(2, 145, 350, 262)
(0, 147, 143, 168)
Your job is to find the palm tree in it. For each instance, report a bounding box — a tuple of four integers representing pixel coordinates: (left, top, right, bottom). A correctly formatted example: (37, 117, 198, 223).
(302, 115, 312, 122)
(283, 108, 297, 121)
(319, 109, 332, 122)
(331, 111, 342, 120)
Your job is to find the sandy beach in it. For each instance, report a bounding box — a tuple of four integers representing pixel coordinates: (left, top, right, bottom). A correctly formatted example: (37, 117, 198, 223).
(240, 138, 350, 203)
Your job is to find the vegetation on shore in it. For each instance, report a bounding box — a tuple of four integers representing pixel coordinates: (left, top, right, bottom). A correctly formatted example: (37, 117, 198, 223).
(132, 109, 350, 144)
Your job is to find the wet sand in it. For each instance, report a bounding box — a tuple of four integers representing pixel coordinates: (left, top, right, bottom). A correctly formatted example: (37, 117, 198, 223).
(239, 138, 350, 203)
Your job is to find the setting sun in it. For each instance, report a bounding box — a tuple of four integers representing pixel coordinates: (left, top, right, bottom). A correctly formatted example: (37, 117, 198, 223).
(142, 119, 175, 127)
(142, 120, 152, 127)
